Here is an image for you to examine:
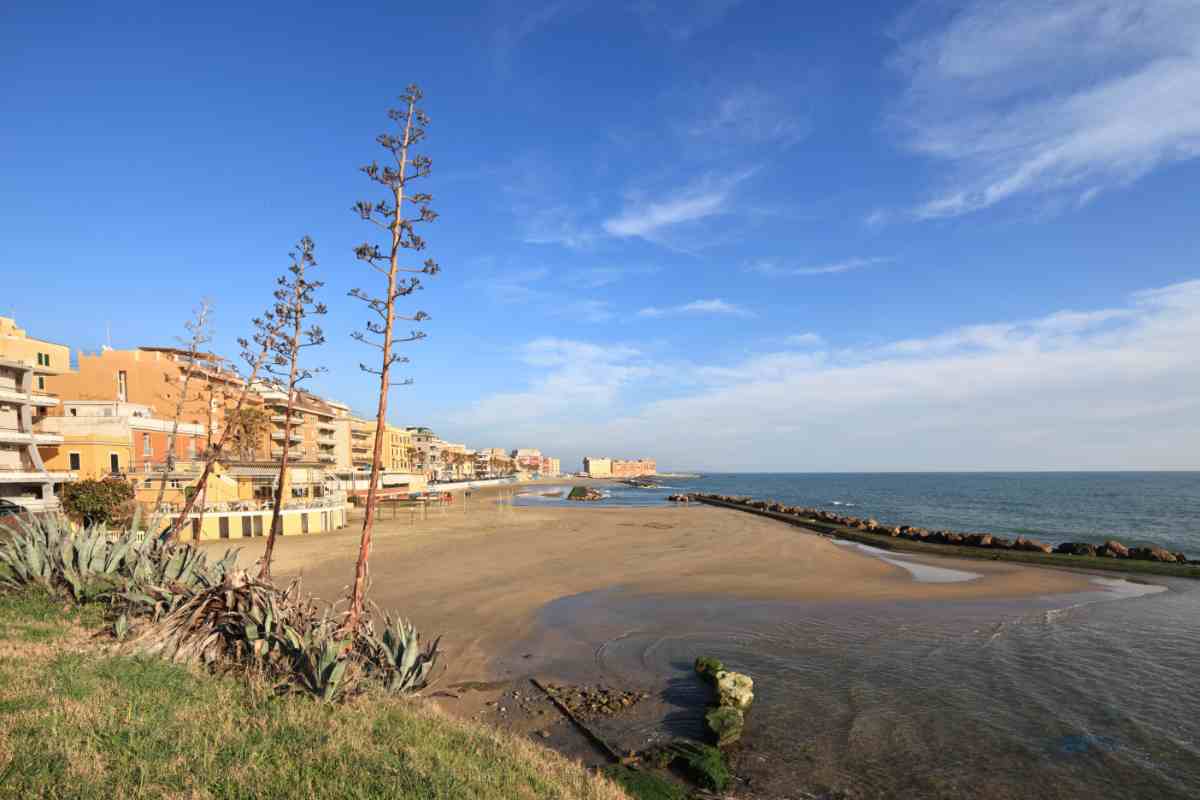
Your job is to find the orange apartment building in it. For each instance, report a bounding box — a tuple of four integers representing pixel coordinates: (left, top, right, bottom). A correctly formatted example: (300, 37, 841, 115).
(46, 345, 247, 436)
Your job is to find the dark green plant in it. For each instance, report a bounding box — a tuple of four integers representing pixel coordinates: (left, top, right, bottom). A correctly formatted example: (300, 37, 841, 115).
(61, 478, 135, 527)
(599, 766, 686, 800)
(706, 706, 745, 747)
(669, 742, 730, 791)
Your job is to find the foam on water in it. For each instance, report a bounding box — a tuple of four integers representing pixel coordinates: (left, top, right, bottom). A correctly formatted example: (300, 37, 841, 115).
(831, 538, 983, 582)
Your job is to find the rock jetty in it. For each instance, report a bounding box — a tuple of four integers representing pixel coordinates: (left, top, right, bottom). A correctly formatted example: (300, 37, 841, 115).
(567, 486, 603, 502)
(688, 493, 1190, 564)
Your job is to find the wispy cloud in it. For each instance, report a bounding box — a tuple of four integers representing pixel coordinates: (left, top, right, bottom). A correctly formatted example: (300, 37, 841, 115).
(685, 86, 809, 148)
(633, 0, 746, 41)
(748, 257, 891, 277)
(603, 169, 755, 241)
(638, 298, 752, 317)
(890, 0, 1200, 218)
(491, 2, 577, 76)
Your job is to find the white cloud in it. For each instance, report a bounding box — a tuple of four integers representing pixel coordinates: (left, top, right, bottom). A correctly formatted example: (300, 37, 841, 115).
(748, 257, 890, 276)
(435, 279, 1200, 471)
(638, 299, 752, 317)
(891, 0, 1200, 217)
(603, 170, 755, 241)
(785, 332, 824, 348)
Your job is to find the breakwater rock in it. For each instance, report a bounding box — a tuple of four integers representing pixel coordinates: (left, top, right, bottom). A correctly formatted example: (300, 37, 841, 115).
(567, 486, 603, 502)
(690, 493, 1191, 564)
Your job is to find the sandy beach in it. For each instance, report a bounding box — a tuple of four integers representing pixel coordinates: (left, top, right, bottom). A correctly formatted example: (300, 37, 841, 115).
(210, 485, 1095, 686)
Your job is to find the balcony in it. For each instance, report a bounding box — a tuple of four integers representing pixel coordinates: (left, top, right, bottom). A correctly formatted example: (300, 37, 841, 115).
(0, 430, 63, 446)
(0, 388, 59, 408)
(317, 436, 336, 446)
(318, 453, 337, 463)
(270, 431, 303, 443)
(271, 414, 304, 424)
(0, 468, 75, 484)
(317, 423, 336, 433)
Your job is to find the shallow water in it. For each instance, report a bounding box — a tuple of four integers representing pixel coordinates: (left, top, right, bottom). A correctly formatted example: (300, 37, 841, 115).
(500, 577, 1200, 799)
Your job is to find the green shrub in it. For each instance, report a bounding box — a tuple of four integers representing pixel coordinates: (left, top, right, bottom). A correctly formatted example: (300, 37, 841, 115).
(670, 742, 730, 791)
(61, 477, 135, 526)
(600, 766, 686, 800)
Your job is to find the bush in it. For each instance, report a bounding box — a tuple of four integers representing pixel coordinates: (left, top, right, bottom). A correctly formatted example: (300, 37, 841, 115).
(61, 478, 135, 526)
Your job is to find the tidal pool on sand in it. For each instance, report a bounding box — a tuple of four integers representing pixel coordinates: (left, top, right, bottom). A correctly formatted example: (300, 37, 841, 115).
(497, 578, 1200, 799)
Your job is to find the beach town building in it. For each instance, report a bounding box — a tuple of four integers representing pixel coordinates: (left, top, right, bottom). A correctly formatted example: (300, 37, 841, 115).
(611, 458, 657, 477)
(38, 400, 206, 482)
(406, 426, 440, 477)
(543, 457, 561, 477)
(512, 448, 542, 475)
(583, 456, 612, 477)
(46, 345, 246, 438)
(476, 447, 514, 477)
(0, 317, 75, 511)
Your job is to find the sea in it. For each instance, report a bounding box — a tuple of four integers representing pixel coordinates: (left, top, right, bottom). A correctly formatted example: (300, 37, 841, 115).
(506, 472, 1200, 799)
(515, 471, 1200, 554)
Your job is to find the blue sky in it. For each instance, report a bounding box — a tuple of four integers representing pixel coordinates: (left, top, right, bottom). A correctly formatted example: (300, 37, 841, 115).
(3, 0, 1199, 471)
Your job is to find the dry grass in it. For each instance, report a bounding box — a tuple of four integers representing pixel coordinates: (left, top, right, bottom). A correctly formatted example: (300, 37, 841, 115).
(0, 591, 628, 800)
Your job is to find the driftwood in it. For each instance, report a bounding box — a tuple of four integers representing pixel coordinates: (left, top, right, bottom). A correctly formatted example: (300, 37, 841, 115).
(529, 677, 638, 766)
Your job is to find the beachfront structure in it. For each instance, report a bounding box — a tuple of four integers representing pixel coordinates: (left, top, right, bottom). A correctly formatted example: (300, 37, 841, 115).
(512, 448, 542, 475)
(583, 456, 612, 477)
(584, 456, 656, 477)
(0, 359, 72, 511)
(543, 457, 561, 477)
(611, 458, 657, 477)
(38, 401, 207, 482)
(476, 447, 514, 477)
(0, 317, 75, 511)
(46, 345, 245, 439)
(252, 384, 343, 468)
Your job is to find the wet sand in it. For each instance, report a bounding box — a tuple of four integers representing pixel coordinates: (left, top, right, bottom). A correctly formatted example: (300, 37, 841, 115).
(210, 489, 1094, 686)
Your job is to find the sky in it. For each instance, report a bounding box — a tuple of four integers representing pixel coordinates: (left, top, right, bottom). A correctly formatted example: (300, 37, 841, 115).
(3, 0, 1199, 472)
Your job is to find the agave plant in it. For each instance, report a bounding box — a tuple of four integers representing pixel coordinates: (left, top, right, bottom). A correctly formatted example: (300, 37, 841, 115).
(362, 609, 441, 694)
(285, 620, 355, 702)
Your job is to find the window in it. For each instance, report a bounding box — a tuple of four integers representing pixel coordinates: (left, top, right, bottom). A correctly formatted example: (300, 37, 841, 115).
(117, 371, 128, 402)
(69, 407, 77, 416)
(301, 513, 309, 534)
(69, 452, 81, 471)
(241, 517, 252, 538)
(143, 433, 152, 457)
(43, 353, 49, 367)
(36, 376, 45, 391)
(219, 517, 230, 539)
(109, 453, 120, 474)
(253, 516, 264, 536)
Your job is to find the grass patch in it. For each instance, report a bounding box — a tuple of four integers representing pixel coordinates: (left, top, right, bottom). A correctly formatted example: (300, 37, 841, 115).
(0, 593, 628, 800)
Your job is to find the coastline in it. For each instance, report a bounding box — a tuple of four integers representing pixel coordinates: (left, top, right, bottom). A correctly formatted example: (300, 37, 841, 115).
(212, 492, 1098, 703)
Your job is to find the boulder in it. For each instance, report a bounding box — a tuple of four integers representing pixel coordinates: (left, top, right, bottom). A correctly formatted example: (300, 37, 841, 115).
(705, 706, 745, 748)
(1102, 540, 1130, 558)
(943, 532, 965, 546)
(1055, 542, 1098, 557)
(1130, 546, 1177, 563)
(1014, 536, 1053, 554)
(990, 536, 1013, 549)
(965, 533, 994, 548)
(866, 519, 880, 531)
(714, 670, 754, 711)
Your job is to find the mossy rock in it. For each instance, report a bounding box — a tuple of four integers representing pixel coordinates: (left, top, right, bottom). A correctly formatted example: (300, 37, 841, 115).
(706, 705, 745, 747)
(694, 655, 724, 679)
